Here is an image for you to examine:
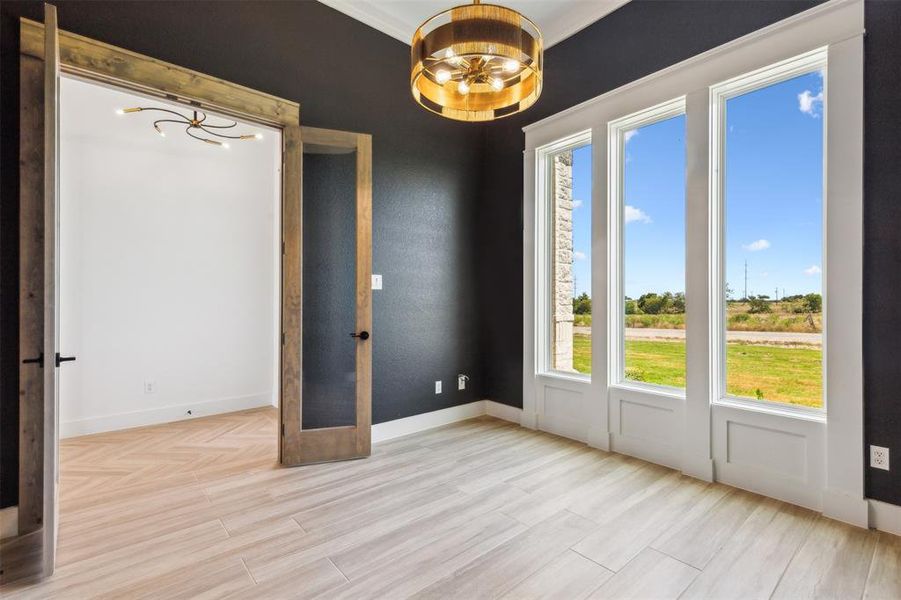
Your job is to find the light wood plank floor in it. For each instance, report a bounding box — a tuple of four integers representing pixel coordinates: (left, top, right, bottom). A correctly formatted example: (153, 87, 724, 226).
(2, 407, 899, 599)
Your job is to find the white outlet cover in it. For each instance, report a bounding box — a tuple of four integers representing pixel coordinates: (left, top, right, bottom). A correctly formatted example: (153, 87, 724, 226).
(144, 380, 156, 394)
(435, 380, 442, 394)
(372, 274, 382, 290)
(458, 375, 467, 390)
(870, 445, 890, 471)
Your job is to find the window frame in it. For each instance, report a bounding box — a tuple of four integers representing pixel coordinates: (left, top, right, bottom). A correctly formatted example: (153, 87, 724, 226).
(709, 47, 828, 416)
(535, 129, 593, 381)
(607, 97, 687, 395)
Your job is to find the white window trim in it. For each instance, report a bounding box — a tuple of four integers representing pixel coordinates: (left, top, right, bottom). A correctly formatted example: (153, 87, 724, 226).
(522, 0, 865, 526)
(607, 97, 687, 396)
(534, 129, 592, 382)
(709, 47, 828, 416)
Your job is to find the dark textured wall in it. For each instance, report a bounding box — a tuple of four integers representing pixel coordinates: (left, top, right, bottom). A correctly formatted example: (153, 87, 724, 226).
(0, 0, 485, 508)
(478, 0, 901, 505)
(862, 2, 901, 506)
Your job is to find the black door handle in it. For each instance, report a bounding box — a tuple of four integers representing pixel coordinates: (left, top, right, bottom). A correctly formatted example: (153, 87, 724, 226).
(55, 353, 77, 367)
(350, 331, 370, 340)
(22, 352, 44, 368)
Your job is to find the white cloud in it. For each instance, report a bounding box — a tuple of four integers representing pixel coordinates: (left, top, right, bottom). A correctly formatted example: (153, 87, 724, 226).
(574, 251, 587, 261)
(573, 199, 584, 209)
(742, 239, 771, 252)
(624, 205, 651, 224)
(804, 265, 822, 276)
(798, 89, 823, 117)
(624, 129, 638, 144)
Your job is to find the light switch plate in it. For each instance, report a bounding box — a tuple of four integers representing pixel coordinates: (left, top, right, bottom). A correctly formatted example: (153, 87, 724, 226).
(372, 274, 382, 290)
(435, 380, 442, 394)
(144, 379, 157, 394)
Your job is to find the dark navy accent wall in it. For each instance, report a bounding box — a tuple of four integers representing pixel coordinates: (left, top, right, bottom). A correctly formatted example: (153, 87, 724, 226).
(862, 2, 901, 506)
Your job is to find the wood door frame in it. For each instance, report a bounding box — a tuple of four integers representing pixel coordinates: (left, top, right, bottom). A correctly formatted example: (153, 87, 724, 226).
(281, 126, 373, 466)
(10, 16, 307, 581)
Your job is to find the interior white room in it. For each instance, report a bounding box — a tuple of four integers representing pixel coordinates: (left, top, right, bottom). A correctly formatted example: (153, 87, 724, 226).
(58, 77, 282, 437)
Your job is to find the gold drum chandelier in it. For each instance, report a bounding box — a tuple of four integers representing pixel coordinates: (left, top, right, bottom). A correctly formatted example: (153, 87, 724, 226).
(411, 0, 543, 122)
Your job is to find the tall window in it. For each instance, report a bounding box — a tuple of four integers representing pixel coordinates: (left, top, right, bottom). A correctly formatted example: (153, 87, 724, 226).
(714, 54, 825, 409)
(610, 100, 686, 389)
(541, 134, 592, 376)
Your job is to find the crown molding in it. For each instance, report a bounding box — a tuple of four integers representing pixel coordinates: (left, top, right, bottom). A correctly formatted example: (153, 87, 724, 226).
(540, 0, 630, 47)
(317, 0, 413, 45)
(317, 0, 630, 48)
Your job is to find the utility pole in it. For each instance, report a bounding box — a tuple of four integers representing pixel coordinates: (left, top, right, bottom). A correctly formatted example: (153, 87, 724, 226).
(744, 260, 748, 301)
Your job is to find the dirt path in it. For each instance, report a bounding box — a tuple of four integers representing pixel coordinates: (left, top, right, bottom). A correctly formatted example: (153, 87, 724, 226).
(573, 326, 822, 345)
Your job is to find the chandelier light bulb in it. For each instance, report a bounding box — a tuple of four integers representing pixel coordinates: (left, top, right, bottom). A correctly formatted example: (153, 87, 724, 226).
(222, 143, 231, 149)
(254, 133, 263, 140)
(491, 77, 504, 91)
(116, 108, 125, 115)
(503, 59, 519, 73)
(457, 80, 470, 95)
(435, 69, 452, 84)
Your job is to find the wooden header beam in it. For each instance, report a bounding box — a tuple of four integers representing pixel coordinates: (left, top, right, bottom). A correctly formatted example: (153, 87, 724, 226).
(20, 18, 299, 127)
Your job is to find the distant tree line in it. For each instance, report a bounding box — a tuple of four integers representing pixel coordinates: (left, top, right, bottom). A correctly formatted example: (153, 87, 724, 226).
(625, 292, 685, 315)
(746, 293, 821, 314)
(575, 291, 822, 315)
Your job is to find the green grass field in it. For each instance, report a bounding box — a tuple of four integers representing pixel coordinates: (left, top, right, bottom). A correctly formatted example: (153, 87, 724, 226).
(572, 334, 822, 408)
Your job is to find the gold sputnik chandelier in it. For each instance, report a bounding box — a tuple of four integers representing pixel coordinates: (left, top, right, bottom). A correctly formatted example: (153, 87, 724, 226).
(411, 0, 543, 122)
(116, 106, 262, 148)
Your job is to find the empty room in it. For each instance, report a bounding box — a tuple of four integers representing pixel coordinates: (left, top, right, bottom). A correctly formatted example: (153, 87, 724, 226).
(1, 0, 899, 598)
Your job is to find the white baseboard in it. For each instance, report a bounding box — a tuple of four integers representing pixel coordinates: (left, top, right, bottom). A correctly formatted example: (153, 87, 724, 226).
(372, 401, 488, 443)
(869, 499, 901, 536)
(61, 392, 275, 438)
(485, 400, 524, 424)
(822, 488, 869, 529)
(372, 400, 524, 444)
(0, 506, 17, 540)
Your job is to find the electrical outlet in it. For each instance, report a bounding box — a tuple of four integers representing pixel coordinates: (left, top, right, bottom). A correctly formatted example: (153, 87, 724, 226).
(435, 380, 442, 394)
(372, 274, 382, 290)
(870, 445, 890, 471)
(144, 379, 156, 394)
(458, 374, 468, 391)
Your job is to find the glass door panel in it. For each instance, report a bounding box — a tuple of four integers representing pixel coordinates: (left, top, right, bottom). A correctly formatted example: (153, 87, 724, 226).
(302, 149, 358, 429)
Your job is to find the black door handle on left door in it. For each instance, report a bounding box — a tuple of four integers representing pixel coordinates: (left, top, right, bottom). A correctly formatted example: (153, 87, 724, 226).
(350, 331, 370, 340)
(55, 353, 77, 367)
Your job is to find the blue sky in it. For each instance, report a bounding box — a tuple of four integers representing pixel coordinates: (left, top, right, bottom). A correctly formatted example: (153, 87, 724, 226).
(569, 70, 824, 300)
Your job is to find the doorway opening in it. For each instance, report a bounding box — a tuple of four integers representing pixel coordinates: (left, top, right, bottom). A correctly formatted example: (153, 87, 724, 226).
(57, 75, 282, 464)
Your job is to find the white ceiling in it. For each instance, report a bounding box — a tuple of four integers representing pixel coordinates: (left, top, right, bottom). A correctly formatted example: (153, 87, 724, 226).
(318, 0, 630, 48)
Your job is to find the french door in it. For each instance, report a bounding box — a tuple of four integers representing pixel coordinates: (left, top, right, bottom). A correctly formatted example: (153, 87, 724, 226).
(280, 127, 373, 466)
(5, 10, 372, 581)
(3, 3, 62, 582)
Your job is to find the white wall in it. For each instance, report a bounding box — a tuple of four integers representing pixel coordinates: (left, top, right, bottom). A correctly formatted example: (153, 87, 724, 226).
(59, 77, 281, 438)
